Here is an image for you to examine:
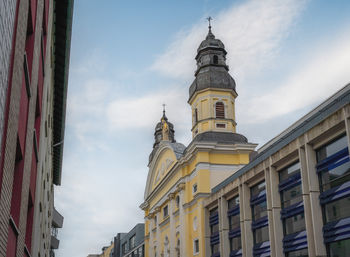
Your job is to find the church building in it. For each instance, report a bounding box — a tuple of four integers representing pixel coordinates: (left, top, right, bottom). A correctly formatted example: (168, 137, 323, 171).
(140, 23, 257, 257)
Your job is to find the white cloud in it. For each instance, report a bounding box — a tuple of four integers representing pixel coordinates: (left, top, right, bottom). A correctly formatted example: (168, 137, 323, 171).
(239, 30, 350, 124)
(106, 88, 191, 132)
(151, 0, 308, 80)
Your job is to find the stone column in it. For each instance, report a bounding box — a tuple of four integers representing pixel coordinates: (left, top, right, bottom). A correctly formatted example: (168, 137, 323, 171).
(178, 183, 187, 257)
(265, 160, 284, 257)
(219, 196, 230, 257)
(149, 215, 154, 257)
(168, 193, 176, 256)
(300, 141, 327, 257)
(155, 207, 161, 257)
(240, 182, 253, 257)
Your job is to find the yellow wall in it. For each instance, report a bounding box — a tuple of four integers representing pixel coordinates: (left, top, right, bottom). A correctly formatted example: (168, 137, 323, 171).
(189, 89, 237, 137)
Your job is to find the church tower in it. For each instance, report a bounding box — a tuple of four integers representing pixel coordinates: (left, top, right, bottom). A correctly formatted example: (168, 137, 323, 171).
(141, 20, 257, 257)
(189, 21, 237, 138)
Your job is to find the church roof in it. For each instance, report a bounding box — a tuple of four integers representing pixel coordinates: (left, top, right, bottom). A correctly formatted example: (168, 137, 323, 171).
(189, 26, 236, 101)
(191, 131, 248, 144)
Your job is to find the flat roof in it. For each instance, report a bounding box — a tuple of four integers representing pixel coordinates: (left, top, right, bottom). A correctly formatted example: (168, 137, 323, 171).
(212, 83, 350, 193)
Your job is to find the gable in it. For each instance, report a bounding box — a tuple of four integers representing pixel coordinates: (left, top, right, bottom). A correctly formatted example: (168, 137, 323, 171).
(144, 144, 178, 200)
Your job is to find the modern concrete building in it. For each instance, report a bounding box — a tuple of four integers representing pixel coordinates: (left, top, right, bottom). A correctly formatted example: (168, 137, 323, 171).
(119, 224, 145, 257)
(0, 1, 73, 257)
(204, 84, 350, 257)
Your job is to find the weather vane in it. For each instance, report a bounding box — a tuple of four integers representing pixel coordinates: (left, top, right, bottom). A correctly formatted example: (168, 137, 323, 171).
(162, 103, 166, 114)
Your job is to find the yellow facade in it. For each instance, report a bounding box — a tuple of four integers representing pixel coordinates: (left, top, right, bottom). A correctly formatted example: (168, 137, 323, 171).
(141, 26, 257, 257)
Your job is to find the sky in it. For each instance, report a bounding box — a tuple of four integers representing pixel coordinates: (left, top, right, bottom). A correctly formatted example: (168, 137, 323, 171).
(55, 0, 350, 256)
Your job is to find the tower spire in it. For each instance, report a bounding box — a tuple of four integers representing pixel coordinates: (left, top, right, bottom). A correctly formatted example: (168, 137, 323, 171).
(206, 16, 215, 39)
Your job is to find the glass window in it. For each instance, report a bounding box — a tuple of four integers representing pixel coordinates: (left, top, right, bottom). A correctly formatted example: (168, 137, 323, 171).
(228, 196, 239, 210)
(230, 236, 242, 251)
(279, 162, 301, 182)
(324, 196, 350, 223)
(254, 225, 269, 244)
(320, 162, 350, 192)
(163, 205, 168, 218)
(122, 243, 127, 254)
(329, 238, 350, 257)
(252, 200, 267, 221)
(281, 184, 303, 208)
(286, 248, 308, 257)
(129, 235, 136, 249)
(251, 181, 266, 197)
(193, 239, 199, 254)
(211, 223, 219, 234)
(193, 184, 198, 193)
(229, 214, 240, 230)
(211, 243, 219, 254)
(210, 207, 218, 216)
(284, 213, 306, 235)
(317, 135, 348, 162)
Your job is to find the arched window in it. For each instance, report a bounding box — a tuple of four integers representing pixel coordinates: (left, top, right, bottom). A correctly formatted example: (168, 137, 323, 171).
(213, 55, 218, 64)
(215, 102, 225, 119)
(194, 108, 198, 123)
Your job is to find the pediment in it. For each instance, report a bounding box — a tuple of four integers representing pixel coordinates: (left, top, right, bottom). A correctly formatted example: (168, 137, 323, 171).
(144, 144, 178, 199)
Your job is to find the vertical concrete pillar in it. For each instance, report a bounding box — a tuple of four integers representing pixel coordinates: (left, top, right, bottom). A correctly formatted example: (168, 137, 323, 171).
(168, 193, 176, 256)
(178, 184, 187, 257)
(265, 160, 284, 257)
(344, 108, 350, 148)
(219, 196, 230, 257)
(300, 141, 327, 257)
(204, 205, 211, 257)
(240, 182, 253, 257)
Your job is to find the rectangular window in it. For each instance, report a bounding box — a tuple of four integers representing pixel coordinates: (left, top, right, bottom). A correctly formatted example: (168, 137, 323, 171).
(211, 243, 219, 255)
(129, 235, 135, 249)
(230, 236, 242, 251)
(254, 225, 269, 245)
(286, 248, 308, 257)
(316, 135, 350, 253)
(122, 242, 127, 254)
(251, 181, 269, 246)
(228, 196, 239, 210)
(193, 239, 199, 254)
(163, 205, 168, 218)
(329, 238, 350, 257)
(284, 213, 306, 235)
(229, 214, 240, 231)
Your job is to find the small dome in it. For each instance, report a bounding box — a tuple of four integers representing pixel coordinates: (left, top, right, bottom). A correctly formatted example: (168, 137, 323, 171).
(197, 29, 225, 54)
(153, 111, 176, 149)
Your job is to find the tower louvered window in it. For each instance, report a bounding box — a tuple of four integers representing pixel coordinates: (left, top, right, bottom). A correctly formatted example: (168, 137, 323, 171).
(215, 102, 225, 119)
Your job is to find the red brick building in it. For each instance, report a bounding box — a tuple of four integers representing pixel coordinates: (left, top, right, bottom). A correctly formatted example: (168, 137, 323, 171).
(0, 1, 74, 256)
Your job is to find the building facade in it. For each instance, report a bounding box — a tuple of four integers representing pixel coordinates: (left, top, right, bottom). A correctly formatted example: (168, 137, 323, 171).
(0, 1, 73, 257)
(204, 84, 350, 257)
(140, 25, 257, 257)
(119, 224, 145, 257)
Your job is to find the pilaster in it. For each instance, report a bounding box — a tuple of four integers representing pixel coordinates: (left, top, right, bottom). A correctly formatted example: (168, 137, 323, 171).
(219, 196, 230, 257)
(265, 160, 284, 257)
(240, 182, 253, 257)
(168, 193, 176, 256)
(300, 140, 327, 257)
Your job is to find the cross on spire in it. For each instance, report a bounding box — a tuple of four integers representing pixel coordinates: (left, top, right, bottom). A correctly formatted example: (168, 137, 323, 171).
(207, 16, 213, 29)
(162, 103, 166, 116)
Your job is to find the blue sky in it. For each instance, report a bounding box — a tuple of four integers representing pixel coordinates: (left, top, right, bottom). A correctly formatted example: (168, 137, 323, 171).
(55, 0, 350, 256)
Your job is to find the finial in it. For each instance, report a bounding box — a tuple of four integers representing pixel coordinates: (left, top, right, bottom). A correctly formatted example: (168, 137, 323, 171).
(206, 16, 215, 39)
(207, 16, 212, 30)
(162, 103, 166, 115)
